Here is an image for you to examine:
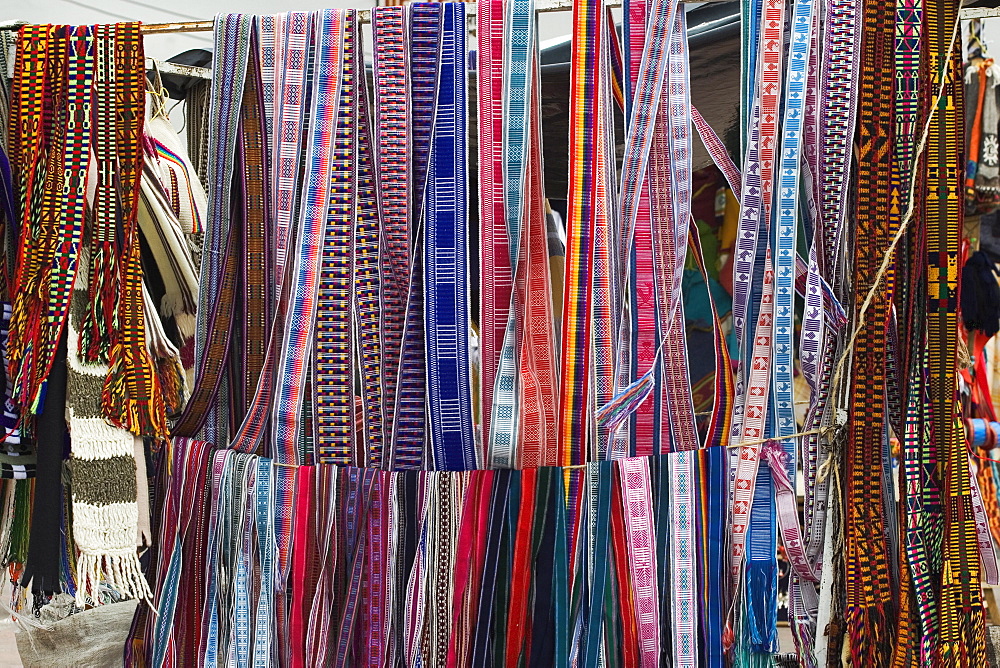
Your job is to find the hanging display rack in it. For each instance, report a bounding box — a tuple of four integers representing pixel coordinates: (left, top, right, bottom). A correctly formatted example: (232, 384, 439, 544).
(1, 0, 732, 81)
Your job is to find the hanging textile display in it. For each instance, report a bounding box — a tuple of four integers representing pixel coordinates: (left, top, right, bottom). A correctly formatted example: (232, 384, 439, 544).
(0, 1, 994, 667)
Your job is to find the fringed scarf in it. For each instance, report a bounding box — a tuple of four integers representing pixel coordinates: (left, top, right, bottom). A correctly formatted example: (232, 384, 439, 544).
(67, 249, 151, 605)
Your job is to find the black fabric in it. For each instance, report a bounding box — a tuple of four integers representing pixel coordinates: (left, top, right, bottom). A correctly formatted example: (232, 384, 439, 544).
(961, 250, 1000, 336)
(20, 332, 68, 594)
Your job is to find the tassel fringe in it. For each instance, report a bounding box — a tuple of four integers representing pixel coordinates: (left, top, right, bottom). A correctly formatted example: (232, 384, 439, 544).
(844, 601, 892, 667)
(74, 550, 152, 607)
(102, 342, 169, 439)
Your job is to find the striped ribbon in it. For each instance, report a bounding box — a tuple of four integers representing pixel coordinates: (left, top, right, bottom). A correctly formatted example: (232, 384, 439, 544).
(769, 0, 816, 589)
(195, 15, 252, 444)
(926, 3, 987, 661)
(270, 12, 311, 298)
(559, 0, 611, 465)
(354, 50, 385, 469)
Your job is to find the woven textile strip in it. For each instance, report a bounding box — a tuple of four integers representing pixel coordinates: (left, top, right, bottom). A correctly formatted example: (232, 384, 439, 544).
(926, 3, 987, 662)
(619, 457, 660, 667)
(236, 38, 270, 429)
(101, 23, 168, 439)
(8, 25, 53, 401)
(769, 0, 816, 586)
(517, 51, 559, 468)
(197, 14, 250, 379)
(621, 0, 657, 460)
(793, 0, 862, 659)
(391, 3, 439, 470)
(353, 44, 385, 469)
(844, 0, 897, 662)
(590, 14, 617, 460)
(313, 12, 357, 465)
(6, 26, 72, 413)
(270, 12, 311, 298)
(225, 13, 310, 456)
(257, 15, 277, 156)
(617, 0, 678, 282)
(424, 1, 477, 471)
(78, 24, 115, 365)
(617, 0, 677, 459)
(888, 1, 924, 664)
(252, 458, 274, 667)
(478, 0, 510, 460)
(726, 4, 785, 661)
(657, 11, 698, 452)
(273, 9, 342, 465)
(505, 467, 537, 666)
(487, 0, 534, 469)
(190, 14, 251, 444)
(559, 0, 606, 465)
(447, 469, 493, 667)
(373, 6, 410, 468)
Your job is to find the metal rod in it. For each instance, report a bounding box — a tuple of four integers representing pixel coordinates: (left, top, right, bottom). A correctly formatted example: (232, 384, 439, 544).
(960, 7, 1000, 20)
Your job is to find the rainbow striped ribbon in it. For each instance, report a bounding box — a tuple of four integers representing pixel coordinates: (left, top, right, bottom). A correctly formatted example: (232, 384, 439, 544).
(559, 0, 610, 465)
(425, 2, 477, 471)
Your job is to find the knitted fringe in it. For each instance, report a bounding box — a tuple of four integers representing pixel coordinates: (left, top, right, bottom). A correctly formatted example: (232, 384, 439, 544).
(938, 608, 988, 667)
(73, 496, 147, 606)
(74, 549, 151, 607)
(746, 558, 777, 653)
(69, 413, 133, 460)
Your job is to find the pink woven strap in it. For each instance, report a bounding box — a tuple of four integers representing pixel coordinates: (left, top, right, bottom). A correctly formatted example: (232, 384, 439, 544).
(620, 457, 661, 667)
(969, 459, 1000, 586)
(761, 440, 819, 583)
(692, 105, 742, 199)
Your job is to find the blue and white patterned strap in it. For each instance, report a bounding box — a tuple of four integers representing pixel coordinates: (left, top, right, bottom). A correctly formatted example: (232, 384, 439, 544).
(252, 459, 274, 667)
(771, 0, 817, 582)
(425, 3, 477, 471)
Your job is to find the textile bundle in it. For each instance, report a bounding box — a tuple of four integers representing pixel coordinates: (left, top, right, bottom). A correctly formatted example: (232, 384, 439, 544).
(0, 0, 994, 667)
